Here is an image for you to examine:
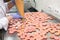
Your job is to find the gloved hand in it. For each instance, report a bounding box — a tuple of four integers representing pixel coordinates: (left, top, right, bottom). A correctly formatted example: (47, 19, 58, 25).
(10, 13, 22, 19)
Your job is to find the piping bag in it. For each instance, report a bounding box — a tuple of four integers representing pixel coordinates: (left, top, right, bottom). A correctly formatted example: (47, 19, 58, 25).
(15, 0, 24, 19)
(15, 0, 24, 29)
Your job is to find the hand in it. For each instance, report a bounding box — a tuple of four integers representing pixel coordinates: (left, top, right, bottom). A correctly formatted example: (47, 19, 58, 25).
(11, 0, 15, 5)
(10, 13, 22, 19)
(6, 16, 13, 21)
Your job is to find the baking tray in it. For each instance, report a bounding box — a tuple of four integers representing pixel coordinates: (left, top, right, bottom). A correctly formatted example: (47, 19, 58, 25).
(4, 12, 60, 40)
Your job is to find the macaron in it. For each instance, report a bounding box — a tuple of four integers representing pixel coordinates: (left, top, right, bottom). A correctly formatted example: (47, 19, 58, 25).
(50, 29, 55, 34)
(55, 31, 60, 36)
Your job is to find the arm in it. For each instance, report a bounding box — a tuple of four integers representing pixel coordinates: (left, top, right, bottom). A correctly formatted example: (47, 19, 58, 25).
(0, 17, 9, 31)
(6, 0, 23, 19)
(5, 0, 15, 10)
(0, 5, 9, 30)
(7, 1, 15, 10)
(0, 0, 13, 31)
(0, 7, 13, 30)
(0, 16, 12, 31)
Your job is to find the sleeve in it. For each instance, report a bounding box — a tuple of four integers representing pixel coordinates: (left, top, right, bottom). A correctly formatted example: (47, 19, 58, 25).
(0, 17, 9, 31)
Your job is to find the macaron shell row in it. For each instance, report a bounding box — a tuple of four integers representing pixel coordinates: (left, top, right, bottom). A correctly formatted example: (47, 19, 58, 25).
(8, 12, 60, 40)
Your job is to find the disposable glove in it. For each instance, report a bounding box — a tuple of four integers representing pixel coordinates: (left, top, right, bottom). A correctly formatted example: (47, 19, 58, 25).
(10, 13, 22, 19)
